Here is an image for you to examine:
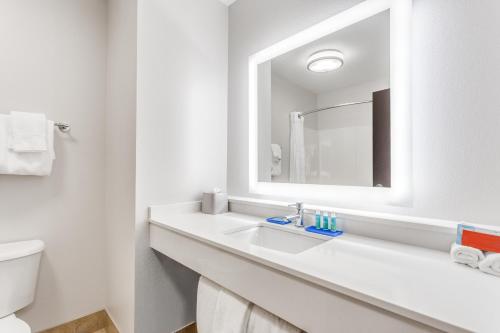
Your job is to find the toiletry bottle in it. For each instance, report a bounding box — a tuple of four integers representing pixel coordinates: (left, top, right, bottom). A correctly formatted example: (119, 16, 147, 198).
(330, 212, 337, 231)
(315, 210, 321, 229)
(323, 212, 329, 230)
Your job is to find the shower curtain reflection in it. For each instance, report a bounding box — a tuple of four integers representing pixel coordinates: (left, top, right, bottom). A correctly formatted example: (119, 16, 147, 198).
(289, 112, 305, 183)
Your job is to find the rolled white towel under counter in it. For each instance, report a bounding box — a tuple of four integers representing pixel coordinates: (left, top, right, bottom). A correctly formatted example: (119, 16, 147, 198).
(197, 276, 302, 333)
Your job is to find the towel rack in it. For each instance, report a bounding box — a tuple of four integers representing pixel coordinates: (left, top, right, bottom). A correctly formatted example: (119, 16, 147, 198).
(54, 122, 71, 133)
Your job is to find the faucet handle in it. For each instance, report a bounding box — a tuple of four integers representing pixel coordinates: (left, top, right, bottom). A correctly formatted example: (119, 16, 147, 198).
(288, 202, 305, 227)
(288, 202, 304, 210)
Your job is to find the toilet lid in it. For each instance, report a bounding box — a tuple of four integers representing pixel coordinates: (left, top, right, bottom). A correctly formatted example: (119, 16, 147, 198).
(0, 315, 31, 333)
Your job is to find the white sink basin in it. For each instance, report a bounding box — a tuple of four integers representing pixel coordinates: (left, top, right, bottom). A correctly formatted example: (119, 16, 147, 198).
(225, 224, 327, 254)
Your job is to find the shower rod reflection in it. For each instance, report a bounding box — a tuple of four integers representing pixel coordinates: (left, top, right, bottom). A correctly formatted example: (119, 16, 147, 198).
(299, 100, 372, 118)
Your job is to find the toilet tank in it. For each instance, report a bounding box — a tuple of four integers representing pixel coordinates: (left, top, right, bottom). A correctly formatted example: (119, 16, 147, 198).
(0, 240, 44, 318)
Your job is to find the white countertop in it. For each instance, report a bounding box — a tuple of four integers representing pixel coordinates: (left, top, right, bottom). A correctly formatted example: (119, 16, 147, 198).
(150, 211, 500, 333)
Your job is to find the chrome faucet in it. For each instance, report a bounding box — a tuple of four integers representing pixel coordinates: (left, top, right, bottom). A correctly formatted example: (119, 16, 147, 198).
(286, 202, 305, 227)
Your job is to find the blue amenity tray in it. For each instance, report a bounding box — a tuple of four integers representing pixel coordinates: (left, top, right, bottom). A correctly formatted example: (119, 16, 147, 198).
(305, 226, 343, 237)
(266, 217, 292, 225)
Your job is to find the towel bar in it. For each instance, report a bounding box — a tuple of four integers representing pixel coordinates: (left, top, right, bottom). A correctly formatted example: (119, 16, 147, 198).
(54, 122, 70, 133)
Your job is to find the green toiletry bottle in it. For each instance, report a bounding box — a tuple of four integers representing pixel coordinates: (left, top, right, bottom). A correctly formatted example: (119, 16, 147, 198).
(315, 210, 321, 229)
(323, 212, 329, 230)
(330, 212, 337, 231)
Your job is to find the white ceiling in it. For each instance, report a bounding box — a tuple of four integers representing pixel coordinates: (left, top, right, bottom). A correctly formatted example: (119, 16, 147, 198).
(218, 0, 238, 6)
(270, 10, 390, 94)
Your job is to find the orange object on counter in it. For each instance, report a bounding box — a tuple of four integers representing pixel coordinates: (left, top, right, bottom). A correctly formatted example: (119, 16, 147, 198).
(462, 229, 500, 253)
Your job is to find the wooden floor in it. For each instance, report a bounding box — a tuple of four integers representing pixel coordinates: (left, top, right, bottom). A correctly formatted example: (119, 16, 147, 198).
(176, 323, 197, 333)
(39, 310, 118, 333)
(40, 312, 195, 333)
(94, 322, 196, 333)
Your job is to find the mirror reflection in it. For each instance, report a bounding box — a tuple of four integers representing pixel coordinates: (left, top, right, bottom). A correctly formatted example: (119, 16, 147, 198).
(258, 10, 391, 187)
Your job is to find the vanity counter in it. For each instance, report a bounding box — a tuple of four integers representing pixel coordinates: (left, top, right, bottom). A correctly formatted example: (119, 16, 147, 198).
(149, 208, 499, 333)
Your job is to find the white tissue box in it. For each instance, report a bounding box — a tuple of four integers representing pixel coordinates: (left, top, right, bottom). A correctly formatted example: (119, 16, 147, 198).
(202, 192, 228, 215)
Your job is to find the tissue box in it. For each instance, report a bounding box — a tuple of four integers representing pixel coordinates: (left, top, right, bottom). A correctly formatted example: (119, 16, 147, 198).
(202, 192, 228, 215)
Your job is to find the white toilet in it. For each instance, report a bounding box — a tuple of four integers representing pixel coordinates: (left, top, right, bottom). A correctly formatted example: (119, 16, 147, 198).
(0, 240, 44, 333)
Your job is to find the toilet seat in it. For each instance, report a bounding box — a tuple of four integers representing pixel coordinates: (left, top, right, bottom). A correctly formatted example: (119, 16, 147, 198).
(0, 314, 31, 333)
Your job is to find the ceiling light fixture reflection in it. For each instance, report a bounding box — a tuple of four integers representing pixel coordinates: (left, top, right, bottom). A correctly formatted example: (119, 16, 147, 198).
(307, 49, 344, 73)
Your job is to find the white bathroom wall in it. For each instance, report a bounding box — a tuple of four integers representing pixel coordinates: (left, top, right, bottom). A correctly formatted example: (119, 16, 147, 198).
(136, 0, 228, 332)
(0, 0, 108, 331)
(315, 79, 388, 186)
(258, 62, 272, 182)
(228, 0, 500, 226)
(105, 1, 137, 332)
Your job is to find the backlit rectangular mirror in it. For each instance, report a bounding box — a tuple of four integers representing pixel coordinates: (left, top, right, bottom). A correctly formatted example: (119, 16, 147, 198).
(249, 0, 411, 204)
(257, 10, 390, 188)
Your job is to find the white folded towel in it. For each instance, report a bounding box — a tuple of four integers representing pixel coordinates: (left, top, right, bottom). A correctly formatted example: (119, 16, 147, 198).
(271, 144, 282, 161)
(271, 144, 282, 177)
(0, 115, 55, 176)
(246, 305, 302, 333)
(450, 243, 485, 268)
(197, 276, 252, 333)
(8, 111, 48, 152)
(197, 277, 221, 333)
(212, 287, 251, 333)
(479, 252, 500, 277)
